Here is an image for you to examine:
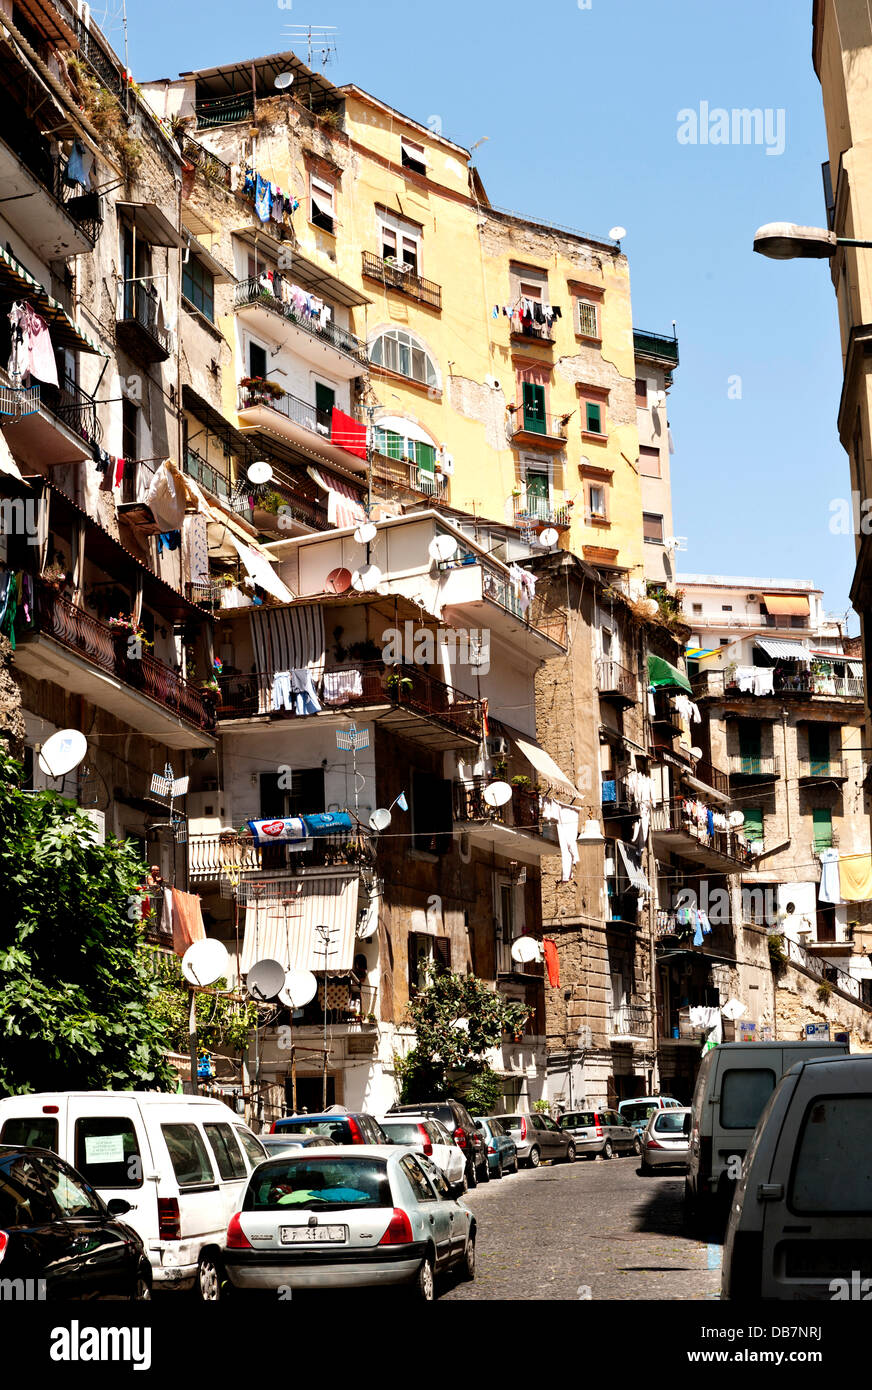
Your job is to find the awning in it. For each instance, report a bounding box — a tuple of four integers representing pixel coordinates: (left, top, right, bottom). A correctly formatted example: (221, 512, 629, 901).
(373, 415, 439, 448)
(183, 231, 235, 284)
(647, 654, 692, 693)
(307, 466, 366, 528)
(755, 636, 814, 662)
(762, 593, 809, 617)
(239, 872, 360, 974)
(116, 201, 185, 249)
(231, 226, 370, 308)
(0, 246, 106, 355)
(514, 736, 578, 797)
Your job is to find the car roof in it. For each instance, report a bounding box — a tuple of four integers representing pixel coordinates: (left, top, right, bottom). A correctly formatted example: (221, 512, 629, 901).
(253, 1143, 405, 1162)
(786, 1053, 871, 1077)
(379, 1114, 432, 1122)
(275, 1112, 365, 1123)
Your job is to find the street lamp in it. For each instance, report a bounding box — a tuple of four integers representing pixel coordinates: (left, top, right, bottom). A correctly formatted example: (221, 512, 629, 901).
(753, 221, 872, 260)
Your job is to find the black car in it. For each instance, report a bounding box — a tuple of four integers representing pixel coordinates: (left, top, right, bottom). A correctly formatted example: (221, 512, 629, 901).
(388, 1100, 489, 1186)
(0, 1145, 151, 1300)
(270, 1112, 390, 1145)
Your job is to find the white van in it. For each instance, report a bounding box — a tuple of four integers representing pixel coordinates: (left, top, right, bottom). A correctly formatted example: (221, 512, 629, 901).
(0, 1091, 267, 1300)
(684, 1040, 848, 1230)
(722, 1054, 872, 1299)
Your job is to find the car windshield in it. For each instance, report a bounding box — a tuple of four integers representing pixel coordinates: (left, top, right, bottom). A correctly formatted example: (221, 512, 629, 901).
(562, 1113, 595, 1126)
(381, 1122, 424, 1144)
(245, 1158, 391, 1211)
(274, 1120, 350, 1142)
(620, 1103, 659, 1124)
(654, 1111, 688, 1134)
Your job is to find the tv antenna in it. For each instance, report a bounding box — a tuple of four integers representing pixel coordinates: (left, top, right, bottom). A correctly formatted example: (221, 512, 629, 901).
(283, 25, 339, 68)
(336, 722, 369, 812)
(149, 762, 190, 843)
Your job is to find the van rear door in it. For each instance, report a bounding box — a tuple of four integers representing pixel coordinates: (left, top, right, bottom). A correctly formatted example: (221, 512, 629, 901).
(67, 1100, 158, 1261)
(761, 1067, 872, 1298)
(711, 1052, 781, 1190)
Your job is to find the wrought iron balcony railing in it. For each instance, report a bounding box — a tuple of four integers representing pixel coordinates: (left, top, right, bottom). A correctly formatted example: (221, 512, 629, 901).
(362, 251, 442, 310)
(234, 278, 368, 364)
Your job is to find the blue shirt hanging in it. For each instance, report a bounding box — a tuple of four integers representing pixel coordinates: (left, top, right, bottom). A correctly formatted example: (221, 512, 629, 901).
(255, 174, 272, 223)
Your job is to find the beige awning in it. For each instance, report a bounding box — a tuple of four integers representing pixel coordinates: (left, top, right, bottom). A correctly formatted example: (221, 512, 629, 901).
(762, 593, 810, 617)
(240, 873, 360, 974)
(514, 737, 578, 797)
(116, 201, 185, 249)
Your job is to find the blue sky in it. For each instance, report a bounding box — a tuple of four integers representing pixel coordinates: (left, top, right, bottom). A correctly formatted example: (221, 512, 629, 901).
(116, 0, 854, 625)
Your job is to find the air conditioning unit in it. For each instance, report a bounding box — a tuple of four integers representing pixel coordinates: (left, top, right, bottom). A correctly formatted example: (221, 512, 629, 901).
(487, 735, 509, 757)
(747, 593, 759, 602)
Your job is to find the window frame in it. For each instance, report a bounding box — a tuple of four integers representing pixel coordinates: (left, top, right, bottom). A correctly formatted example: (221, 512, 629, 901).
(638, 444, 661, 477)
(409, 931, 452, 994)
(369, 327, 439, 389)
(400, 137, 428, 177)
(182, 256, 215, 322)
(576, 298, 600, 339)
(643, 512, 664, 544)
(310, 174, 336, 234)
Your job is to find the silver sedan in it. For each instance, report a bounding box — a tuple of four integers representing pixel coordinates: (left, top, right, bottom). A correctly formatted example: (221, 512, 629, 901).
(223, 1145, 475, 1300)
(640, 1107, 691, 1173)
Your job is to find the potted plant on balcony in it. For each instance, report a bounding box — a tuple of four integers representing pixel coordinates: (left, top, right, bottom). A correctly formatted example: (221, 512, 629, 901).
(239, 376, 285, 407)
(41, 561, 70, 594)
(510, 775, 531, 788)
(384, 670, 413, 700)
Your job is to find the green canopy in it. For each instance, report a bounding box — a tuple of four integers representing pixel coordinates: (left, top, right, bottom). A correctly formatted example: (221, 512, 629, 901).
(647, 654, 692, 693)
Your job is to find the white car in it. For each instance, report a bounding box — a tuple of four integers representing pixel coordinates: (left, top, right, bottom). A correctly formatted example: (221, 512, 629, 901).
(377, 1114, 466, 1191)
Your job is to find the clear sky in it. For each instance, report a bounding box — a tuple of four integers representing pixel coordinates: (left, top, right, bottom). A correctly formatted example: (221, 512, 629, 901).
(113, 0, 855, 626)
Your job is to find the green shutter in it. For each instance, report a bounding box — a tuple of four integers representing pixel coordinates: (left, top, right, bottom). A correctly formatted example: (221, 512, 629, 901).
(522, 382, 546, 433)
(743, 807, 764, 842)
(813, 808, 833, 850)
(416, 442, 436, 474)
(586, 402, 602, 433)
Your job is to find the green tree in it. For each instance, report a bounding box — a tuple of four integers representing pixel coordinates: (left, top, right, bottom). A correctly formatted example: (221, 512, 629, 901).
(146, 949, 258, 1056)
(0, 751, 176, 1095)
(395, 970, 529, 1107)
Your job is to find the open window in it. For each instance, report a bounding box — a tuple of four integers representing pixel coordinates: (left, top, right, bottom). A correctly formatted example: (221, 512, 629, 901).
(401, 136, 428, 177)
(310, 175, 336, 234)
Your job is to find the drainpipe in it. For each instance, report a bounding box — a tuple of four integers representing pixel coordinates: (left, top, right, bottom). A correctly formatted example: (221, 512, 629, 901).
(781, 706, 791, 844)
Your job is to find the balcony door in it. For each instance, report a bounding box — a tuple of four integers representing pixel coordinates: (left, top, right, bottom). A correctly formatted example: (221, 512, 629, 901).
(807, 723, 830, 777)
(522, 382, 546, 434)
(737, 721, 761, 774)
(524, 468, 549, 520)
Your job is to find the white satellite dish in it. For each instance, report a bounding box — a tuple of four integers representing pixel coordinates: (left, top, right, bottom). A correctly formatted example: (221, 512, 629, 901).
(247, 460, 273, 485)
(538, 527, 559, 548)
(182, 938, 229, 988)
(274, 71, 295, 89)
(246, 957, 286, 1002)
(511, 936, 539, 964)
(38, 729, 87, 779)
(279, 968, 318, 1009)
(353, 521, 377, 545)
(369, 807, 391, 832)
(351, 563, 383, 592)
(483, 780, 512, 808)
(428, 534, 457, 563)
(729, 811, 745, 828)
(609, 225, 627, 241)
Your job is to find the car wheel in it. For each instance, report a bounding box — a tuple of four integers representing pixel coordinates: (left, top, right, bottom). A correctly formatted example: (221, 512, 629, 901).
(459, 1230, 476, 1282)
(196, 1252, 224, 1302)
(479, 1157, 490, 1183)
(494, 1156, 503, 1179)
(133, 1272, 151, 1301)
(633, 1136, 643, 1156)
(565, 1142, 576, 1163)
(640, 1160, 653, 1175)
(600, 1141, 613, 1161)
(416, 1254, 436, 1301)
(466, 1160, 478, 1189)
(528, 1146, 541, 1168)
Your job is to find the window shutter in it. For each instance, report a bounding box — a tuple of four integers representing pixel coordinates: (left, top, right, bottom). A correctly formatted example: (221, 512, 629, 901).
(808, 724, 830, 773)
(416, 442, 436, 474)
(522, 382, 546, 433)
(586, 402, 602, 433)
(433, 937, 451, 972)
(812, 808, 833, 850)
(743, 807, 764, 841)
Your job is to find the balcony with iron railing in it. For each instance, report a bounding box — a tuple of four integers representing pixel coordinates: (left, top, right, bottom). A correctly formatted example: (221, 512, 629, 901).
(371, 448, 447, 499)
(798, 757, 848, 783)
(362, 251, 442, 310)
(452, 779, 545, 833)
(633, 328, 680, 367)
(782, 935, 865, 1005)
(695, 669, 864, 701)
(651, 799, 757, 868)
(508, 406, 570, 449)
(596, 658, 637, 706)
(195, 92, 255, 129)
(188, 829, 374, 884)
(117, 283, 172, 364)
(40, 375, 101, 448)
(478, 559, 568, 647)
(608, 1002, 650, 1037)
(182, 446, 232, 504)
(513, 498, 570, 528)
(727, 753, 781, 781)
(22, 581, 216, 735)
(233, 278, 368, 366)
(215, 660, 482, 742)
(689, 758, 731, 797)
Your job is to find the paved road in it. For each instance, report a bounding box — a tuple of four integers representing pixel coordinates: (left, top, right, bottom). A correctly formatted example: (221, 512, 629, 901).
(441, 1153, 721, 1301)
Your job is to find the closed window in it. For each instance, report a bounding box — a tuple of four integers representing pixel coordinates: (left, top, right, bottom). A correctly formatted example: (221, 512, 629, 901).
(310, 175, 335, 234)
(720, 1068, 776, 1129)
(813, 808, 833, 850)
(204, 1123, 247, 1180)
(692, 603, 703, 615)
(379, 209, 422, 273)
(790, 1096, 872, 1213)
(0, 1117, 58, 1151)
(75, 1117, 142, 1189)
(743, 807, 764, 845)
(234, 1126, 268, 1167)
(400, 1153, 436, 1201)
(370, 328, 438, 387)
(182, 257, 215, 321)
(643, 512, 664, 544)
(409, 932, 451, 993)
(0, 1152, 56, 1227)
(585, 401, 603, 433)
(161, 1123, 215, 1187)
(39, 1155, 103, 1218)
(635, 377, 648, 406)
(639, 444, 660, 476)
(577, 299, 599, 337)
(521, 381, 547, 432)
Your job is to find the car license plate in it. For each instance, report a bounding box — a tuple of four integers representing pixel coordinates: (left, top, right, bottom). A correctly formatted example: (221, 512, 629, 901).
(280, 1225, 347, 1243)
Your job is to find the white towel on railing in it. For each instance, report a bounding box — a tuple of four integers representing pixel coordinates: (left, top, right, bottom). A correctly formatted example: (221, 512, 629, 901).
(322, 669, 364, 703)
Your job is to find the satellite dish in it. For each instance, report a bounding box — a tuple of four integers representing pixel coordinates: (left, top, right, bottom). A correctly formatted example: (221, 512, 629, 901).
(182, 938, 230, 988)
(353, 521, 377, 544)
(274, 71, 295, 89)
(279, 968, 318, 1008)
(483, 780, 512, 808)
(729, 811, 745, 828)
(428, 534, 457, 563)
(247, 460, 273, 485)
(538, 527, 559, 548)
(690, 746, 703, 759)
(511, 936, 539, 964)
(38, 729, 87, 778)
(246, 958, 286, 1002)
(351, 563, 383, 592)
(640, 598, 660, 617)
(325, 567, 353, 594)
(609, 225, 627, 241)
(369, 807, 392, 832)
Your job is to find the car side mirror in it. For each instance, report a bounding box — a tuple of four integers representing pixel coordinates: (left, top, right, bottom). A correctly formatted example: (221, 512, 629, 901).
(106, 1198, 132, 1216)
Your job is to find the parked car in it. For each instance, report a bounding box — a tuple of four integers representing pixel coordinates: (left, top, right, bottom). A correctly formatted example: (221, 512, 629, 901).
(376, 1115, 466, 1191)
(0, 1091, 268, 1301)
(0, 1144, 152, 1300)
(258, 1134, 334, 1156)
(270, 1113, 390, 1146)
(640, 1107, 691, 1173)
(722, 1054, 872, 1300)
(493, 1113, 576, 1168)
(617, 1096, 683, 1136)
(473, 1116, 518, 1178)
(559, 1108, 640, 1160)
(223, 1145, 476, 1300)
(388, 1100, 489, 1186)
(685, 1040, 849, 1231)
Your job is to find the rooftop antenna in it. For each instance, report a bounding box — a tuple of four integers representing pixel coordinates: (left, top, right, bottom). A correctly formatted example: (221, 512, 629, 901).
(149, 762, 190, 843)
(336, 722, 369, 812)
(282, 25, 339, 69)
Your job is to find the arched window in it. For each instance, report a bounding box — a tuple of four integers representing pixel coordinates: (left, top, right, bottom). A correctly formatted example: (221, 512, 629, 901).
(369, 328, 439, 389)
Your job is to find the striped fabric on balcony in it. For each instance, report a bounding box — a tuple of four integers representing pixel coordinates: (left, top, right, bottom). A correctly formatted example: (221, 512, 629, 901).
(239, 873, 359, 974)
(250, 604, 326, 714)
